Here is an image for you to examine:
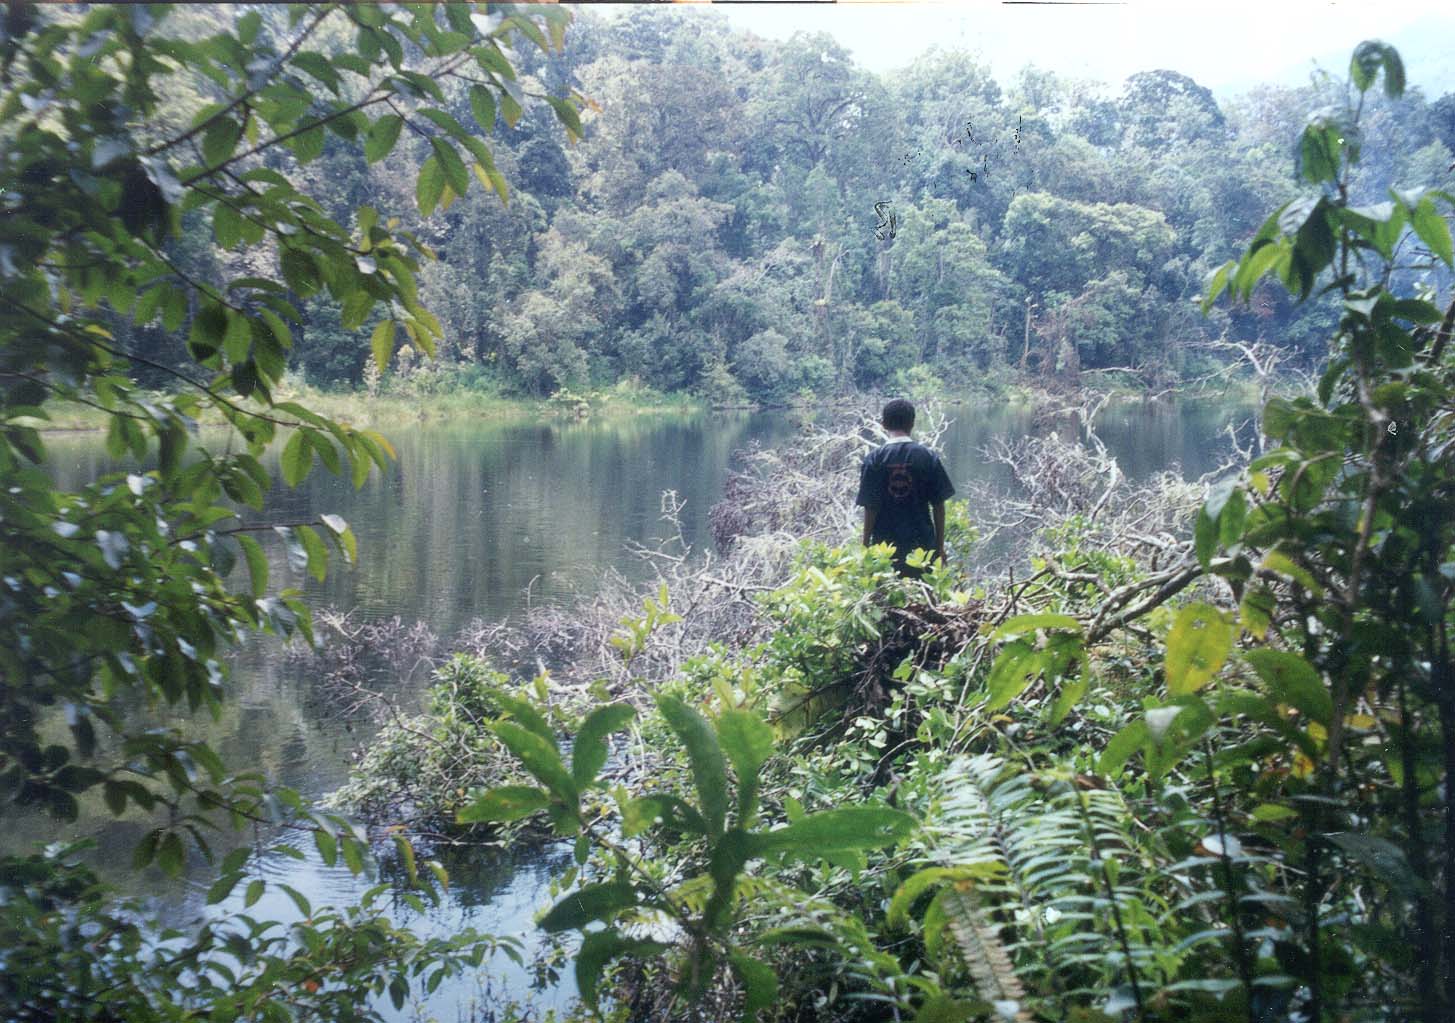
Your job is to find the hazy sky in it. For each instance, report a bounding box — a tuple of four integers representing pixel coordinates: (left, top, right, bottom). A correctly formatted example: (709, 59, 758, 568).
(619, 1, 1455, 98)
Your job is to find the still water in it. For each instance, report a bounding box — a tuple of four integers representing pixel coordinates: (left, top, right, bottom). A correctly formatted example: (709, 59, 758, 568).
(20, 397, 1253, 1020)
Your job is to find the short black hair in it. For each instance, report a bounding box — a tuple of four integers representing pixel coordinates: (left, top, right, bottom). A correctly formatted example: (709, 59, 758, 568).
(881, 398, 915, 432)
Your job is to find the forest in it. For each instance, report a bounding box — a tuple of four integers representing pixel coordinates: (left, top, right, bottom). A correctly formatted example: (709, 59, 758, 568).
(3, 4, 1455, 1023)
(88, 4, 1455, 403)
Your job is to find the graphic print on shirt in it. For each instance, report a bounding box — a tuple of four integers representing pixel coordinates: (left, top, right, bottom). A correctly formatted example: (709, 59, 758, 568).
(887, 461, 914, 502)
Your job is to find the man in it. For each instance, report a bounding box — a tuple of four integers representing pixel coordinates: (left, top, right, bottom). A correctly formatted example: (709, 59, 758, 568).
(855, 398, 956, 578)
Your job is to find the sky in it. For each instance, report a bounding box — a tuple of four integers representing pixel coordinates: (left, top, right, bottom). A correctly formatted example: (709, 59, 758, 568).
(619, 0, 1455, 98)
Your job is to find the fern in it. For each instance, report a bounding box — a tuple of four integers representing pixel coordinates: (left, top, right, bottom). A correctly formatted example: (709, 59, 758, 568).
(909, 754, 1166, 1008)
(932, 883, 1030, 1020)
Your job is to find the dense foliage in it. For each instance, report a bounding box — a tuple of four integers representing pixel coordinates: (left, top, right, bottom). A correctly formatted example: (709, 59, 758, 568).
(0, 3, 580, 1018)
(454, 40, 1455, 1023)
(72, 7, 1455, 404)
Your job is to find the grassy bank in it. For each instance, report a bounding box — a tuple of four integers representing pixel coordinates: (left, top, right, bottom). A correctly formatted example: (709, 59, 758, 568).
(25, 367, 1280, 436)
(24, 378, 706, 433)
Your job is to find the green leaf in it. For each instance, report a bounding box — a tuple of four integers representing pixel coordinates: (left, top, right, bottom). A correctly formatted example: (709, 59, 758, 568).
(500, 90, 522, 128)
(280, 429, 312, 487)
(1238, 583, 1275, 640)
(987, 612, 1081, 643)
(888, 864, 1002, 928)
(757, 806, 916, 861)
(537, 880, 637, 933)
(1328, 832, 1419, 899)
(621, 793, 707, 836)
(913, 994, 982, 1023)
(1202, 259, 1236, 312)
(430, 136, 471, 198)
(1099, 720, 1149, 776)
(1350, 40, 1405, 97)
(370, 319, 396, 371)
(206, 871, 243, 905)
(493, 721, 576, 805)
(457, 785, 551, 824)
(1244, 649, 1331, 725)
(468, 85, 496, 131)
(493, 692, 554, 745)
(728, 952, 779, 1023)
(416, 154, 445, 216)
(1194, 506, 1218, 569)
(237, 534, 268, 597)
(202, 117, 242, 167)
(1297, 122, 1342, 185)
(157, 831, 185, 877)
(244, 878, 265, 907)
(1260, 548, 1324, 595)
(1412, 198, 1454, 268)
(576, 929, 669, 1010)
(656, 694, 728, 837)
(365, 114, 403, 163)
(716, 709, 774, 824)
(188, 301, 227, 360)
(1165, 602, 1234, 695)
(392, 833, 419, 887)
(984, 639, 1043, 711)
(213, 204, 242, 248)
(280, 248, 321, 297)
(314, 828, 337, 866)
(546, 96, 582, 142)
(296, 524, 328, 582)
(572, 703, 635, 788)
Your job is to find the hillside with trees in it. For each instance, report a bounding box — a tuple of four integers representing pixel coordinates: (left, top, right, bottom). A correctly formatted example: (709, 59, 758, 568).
(105, 7, 1455, 404)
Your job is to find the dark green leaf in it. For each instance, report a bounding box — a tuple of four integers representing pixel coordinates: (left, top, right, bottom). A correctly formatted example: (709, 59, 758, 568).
(729, 953, 779, 1023)
(716, 709, 774, 824)
(572, 703, 635, 788)
(1350, 40, 1405, 97)
(1244, 649, 1332, 725)
(202, 117, 242, 167)
(370, 319, 395, 371)
(493, 721, 576, 805)
(237, 534, 268, 597)
(757, 806, 916, 860)
(416, 155, 444, 216)
(537, 880, 637, 933)
(577, 929, 670, 1010)
(457, 785, 551, 824)
(430, 137, 470, 198)
(280, 429, 312, 487)
(656, 695, 728, 837)
(365, 114, 404, 163)
(984, 639, 1043, 711)
(468, 85, 496, 131)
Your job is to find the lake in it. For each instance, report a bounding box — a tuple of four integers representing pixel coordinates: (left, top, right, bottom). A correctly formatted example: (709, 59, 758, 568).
(16, 396, 1255, 1020)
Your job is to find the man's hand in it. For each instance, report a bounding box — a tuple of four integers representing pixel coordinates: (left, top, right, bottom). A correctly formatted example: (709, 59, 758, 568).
(862, 505, 878, 545)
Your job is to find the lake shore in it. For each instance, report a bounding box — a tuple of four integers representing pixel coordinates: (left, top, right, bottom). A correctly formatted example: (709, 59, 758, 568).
(27, 372, 1274, 434)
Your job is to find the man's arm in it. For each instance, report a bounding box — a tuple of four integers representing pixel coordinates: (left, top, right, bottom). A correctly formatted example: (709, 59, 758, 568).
(932, 500, 946, 560)
(863, 505, 878, 545)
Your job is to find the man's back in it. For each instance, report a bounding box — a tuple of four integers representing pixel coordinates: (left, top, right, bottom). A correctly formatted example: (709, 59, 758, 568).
(855, 438, 955, 561)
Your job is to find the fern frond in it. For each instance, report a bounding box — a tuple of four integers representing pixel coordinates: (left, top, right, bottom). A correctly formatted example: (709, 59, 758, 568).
(934, 884, 1030, 1020)
(916, 754, 1164, 1003)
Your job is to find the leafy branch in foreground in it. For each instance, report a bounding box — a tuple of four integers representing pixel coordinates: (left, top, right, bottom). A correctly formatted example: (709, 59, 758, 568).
(2, 2, 583, 1018)
(457, 612, 919, 1019)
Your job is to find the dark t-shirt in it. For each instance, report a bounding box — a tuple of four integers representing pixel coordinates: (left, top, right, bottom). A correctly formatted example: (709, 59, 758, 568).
(855, 438, 956, 557)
